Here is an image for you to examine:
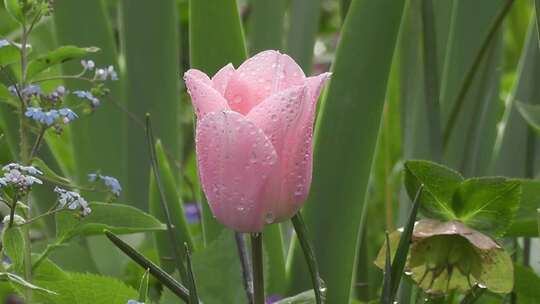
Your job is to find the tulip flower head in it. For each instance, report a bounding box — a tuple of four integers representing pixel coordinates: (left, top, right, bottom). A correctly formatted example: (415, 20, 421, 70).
(184, 50, 331, 232)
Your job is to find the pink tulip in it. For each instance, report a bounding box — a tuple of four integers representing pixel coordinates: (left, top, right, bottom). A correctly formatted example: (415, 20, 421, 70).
(184, 50, 331, 232)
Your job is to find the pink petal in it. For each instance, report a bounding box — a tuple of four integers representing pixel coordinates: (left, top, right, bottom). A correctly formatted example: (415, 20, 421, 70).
(246, 73, 330, 221)
(196, 111, 278, 232)
(224, 50, 306, 115)
(212, 63, 235, 95)
(184, 69, 230, 118)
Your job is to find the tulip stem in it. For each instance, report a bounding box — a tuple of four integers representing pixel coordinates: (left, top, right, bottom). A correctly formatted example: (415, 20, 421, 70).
(251, 233, 265, 304)
(291, 213, 324, 304)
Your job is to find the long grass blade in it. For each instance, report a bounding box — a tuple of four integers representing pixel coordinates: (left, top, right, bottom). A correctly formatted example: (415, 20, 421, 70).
(104, 230, 190, 302)
(380, 232, 392, 304)
(146, 114, 187, 282)
(121, 0, 182, 210)
(184, 243, 200, 304)
(286, 1, 405, 302)
(285, 0, 321, 72)
(248, 0, 286, 54)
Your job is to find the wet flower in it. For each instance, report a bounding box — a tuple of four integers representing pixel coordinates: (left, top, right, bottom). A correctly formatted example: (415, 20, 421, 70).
(184, 50, 331, 232)
(88, 173, 122, 196)
(54, 187, 91, 216)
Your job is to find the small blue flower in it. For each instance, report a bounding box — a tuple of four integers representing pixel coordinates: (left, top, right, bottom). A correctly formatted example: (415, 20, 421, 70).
(94, 65, 118, 81)
(25, 107, 44, 121)
(0, 40, 9, 48)
(81, 60, 95, 70)
(54, 187, 91, 216)
(127, 300, 143, 304)
(73, 90, 100, 107)
(21, 84, 42, 97)
(40, 109, 58, 126)
(88, 173, 122, 196)
(266, 295, 284, 304)
(58, 108, 78, 123)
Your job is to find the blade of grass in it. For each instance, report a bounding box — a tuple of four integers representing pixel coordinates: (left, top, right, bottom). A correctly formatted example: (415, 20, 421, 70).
(285, 0, 321, 73)
(146, 114, 187, 283)
(149, 140, 194, 274)
(53, 0, 125, 186)
(380, 232, 392, 304)
(442, 0, 514, 148)
(389, 185, 423, 300)
(286, 1, 405, 302)
(121, 0, 182, 210)
(105, 230, 190, 302)
(248, 0, 287, 54)
(421, 0, 442, 161)
(184, 243, 199, 304)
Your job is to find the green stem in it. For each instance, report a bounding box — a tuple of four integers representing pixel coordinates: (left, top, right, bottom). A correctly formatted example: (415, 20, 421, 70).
(235, 232, 253, 303)
(291, 213, 324, 304)
(184, 243, 199, 304)
(29, 127, 46, 160)
(251, 233, 264, 304)
(23, 225, 32, 302)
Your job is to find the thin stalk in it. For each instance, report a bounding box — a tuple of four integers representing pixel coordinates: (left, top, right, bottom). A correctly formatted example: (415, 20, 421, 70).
(251, 233, 264, 304)
(23, 225, 32, 302)
(145, 114, 187, 283)
(442, 0, 515, 148)
(29, 127, 46, 159)
(291, 213, 324, 304)
(105, 231, 190, 302)
(184, 243, 199, 304)
(460, 286, 485, 304)
(235, 232, 253, 304)
(421, 0, 442, 161)
(8, 198, 17, 227)
(380, 232, 392, 304)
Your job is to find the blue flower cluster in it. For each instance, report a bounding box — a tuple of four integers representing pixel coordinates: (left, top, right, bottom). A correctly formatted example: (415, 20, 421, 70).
(95, 65, 118, 81)
(88, 173, 122, 196)
(54, 187, 91, 216)
(25, 107, 78, 126)
(0, 163, 43, 190)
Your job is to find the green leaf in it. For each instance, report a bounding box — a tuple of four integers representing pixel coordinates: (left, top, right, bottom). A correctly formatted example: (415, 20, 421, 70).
(0, 40, 22, 66)
(506, 180, 540, 236)
(149, 140, 192, 274)
(35, 272, 137, 304)
(452, 178, 521, 236)
(287, 1, 405, 302)
(274, 290, 315, 304)
(26, 45, 99, 80)
(515, 101, 540, 133)
(2, 226, 25, 271)
(121, 0, 182, 210)
(189, 0, 247, 75)
(285, 0, 321, 72)
(56, 202, 165, 240)
(514, 265, 540, 303)
(404, 160, 462, 220)
(192, 230, 248, 304)
(3, 0, 23, 23)
(248, 0, 287, 54)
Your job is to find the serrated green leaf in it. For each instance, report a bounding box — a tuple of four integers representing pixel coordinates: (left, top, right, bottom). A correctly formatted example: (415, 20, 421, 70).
(274, 290, 315, 304)
(452, 178, 521, 236)
(404, 160, 462, 220)
(192, 230, 248, 304)
(515, 101, 540, 133)
(26, 45, 99, 80)
(35, 271, 137, 304)
(2, 226, 25, 271)
(56, 202, 165, 240)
